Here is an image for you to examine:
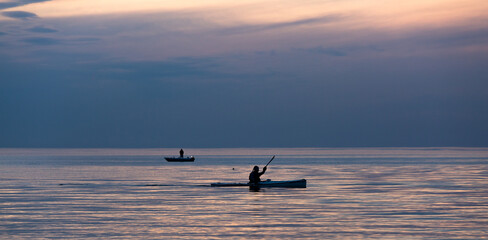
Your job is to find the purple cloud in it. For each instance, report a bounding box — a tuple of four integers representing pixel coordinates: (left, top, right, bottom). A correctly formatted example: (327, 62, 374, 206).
(220, 14, 342, 35)
(28, 26, 58, 33)
(2, 11, 38, 19)
(0, 0, 50, 10)
(23, 37, 60, 45)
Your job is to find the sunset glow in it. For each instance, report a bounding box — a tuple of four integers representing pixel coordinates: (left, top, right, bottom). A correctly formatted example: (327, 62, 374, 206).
(0, 0, 487, 147)
(8, 0, 488, 30)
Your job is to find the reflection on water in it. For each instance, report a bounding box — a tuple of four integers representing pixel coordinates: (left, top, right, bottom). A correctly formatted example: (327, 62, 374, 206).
(0, 148, 487, 239)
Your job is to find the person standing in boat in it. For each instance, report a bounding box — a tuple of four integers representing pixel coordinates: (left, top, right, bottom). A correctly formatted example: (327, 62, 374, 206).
(249, 165, 267, 184)
(179, 149, 184, 158)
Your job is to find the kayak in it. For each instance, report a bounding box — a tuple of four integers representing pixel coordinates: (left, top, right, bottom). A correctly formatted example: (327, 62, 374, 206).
(164, 156, 195, 162)
(210, 179, 306, 188)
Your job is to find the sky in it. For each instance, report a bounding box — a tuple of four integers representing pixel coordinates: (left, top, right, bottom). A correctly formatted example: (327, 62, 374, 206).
(1, 0, 487, 148)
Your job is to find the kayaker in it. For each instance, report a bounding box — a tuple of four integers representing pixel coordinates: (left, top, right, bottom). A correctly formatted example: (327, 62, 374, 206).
(179, 149, 184, 157)
(249, 165, 267, 184)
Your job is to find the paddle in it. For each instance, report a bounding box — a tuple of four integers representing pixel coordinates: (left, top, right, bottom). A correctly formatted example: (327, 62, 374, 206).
(264, 155, 275, 168)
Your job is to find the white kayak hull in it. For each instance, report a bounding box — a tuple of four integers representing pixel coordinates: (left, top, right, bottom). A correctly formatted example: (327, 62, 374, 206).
(210, 179, 306, 188)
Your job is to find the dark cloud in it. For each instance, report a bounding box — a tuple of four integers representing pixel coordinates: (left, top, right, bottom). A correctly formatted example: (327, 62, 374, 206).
(299, 45, 384, 57)
(310, 47, 348, 57)
(220, 14, 342, 35)
(1, 51, 487, 147)
(0, 32, 6, 36)
(23, 37, 60, 45)
(27, 26, 58, 33)
(2, 11, 38, 19)
(413, 26, 488, 48)
(84, 57, 228, 83)
(0, 0, 50, 10)
(0, 3, 17, 9)
(0, 7, 487, 147)
(69, 37, 101, 43)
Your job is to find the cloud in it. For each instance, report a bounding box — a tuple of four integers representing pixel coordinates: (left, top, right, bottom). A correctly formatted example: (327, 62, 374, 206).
(23, 37, 60, 45)
(2, 11, 38, 19)
(93, 57, 224, 81)
(0, 0, 50, 10)
(69, 37, 100, 43)
(27, 26, 58, 33)
(412, 26, 488, 49)
(310, 47, 348, 57)
(1, 2, 487, 147)
(220, 14, 342, 35)
(299, 45, 384, 57)
(1, 49, 487, 147)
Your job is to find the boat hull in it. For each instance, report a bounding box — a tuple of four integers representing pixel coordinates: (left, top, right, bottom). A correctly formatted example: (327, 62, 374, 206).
(211, 179, 306, 188)
(164, 157, 195, 162)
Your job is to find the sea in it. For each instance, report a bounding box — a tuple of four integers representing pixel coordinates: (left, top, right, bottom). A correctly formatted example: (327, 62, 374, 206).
(1, 148, 487, 239)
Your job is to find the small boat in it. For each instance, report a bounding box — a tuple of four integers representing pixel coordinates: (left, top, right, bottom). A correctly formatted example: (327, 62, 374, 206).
(210, 179, 306, 188)
(164, 156, 195, 162)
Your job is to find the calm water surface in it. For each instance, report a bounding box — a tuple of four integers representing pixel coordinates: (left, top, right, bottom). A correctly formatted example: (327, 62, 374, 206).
(1, 148, 487, 239)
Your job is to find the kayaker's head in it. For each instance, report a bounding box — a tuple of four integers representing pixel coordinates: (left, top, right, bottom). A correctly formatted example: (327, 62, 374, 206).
(253, 166, 259, 172)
